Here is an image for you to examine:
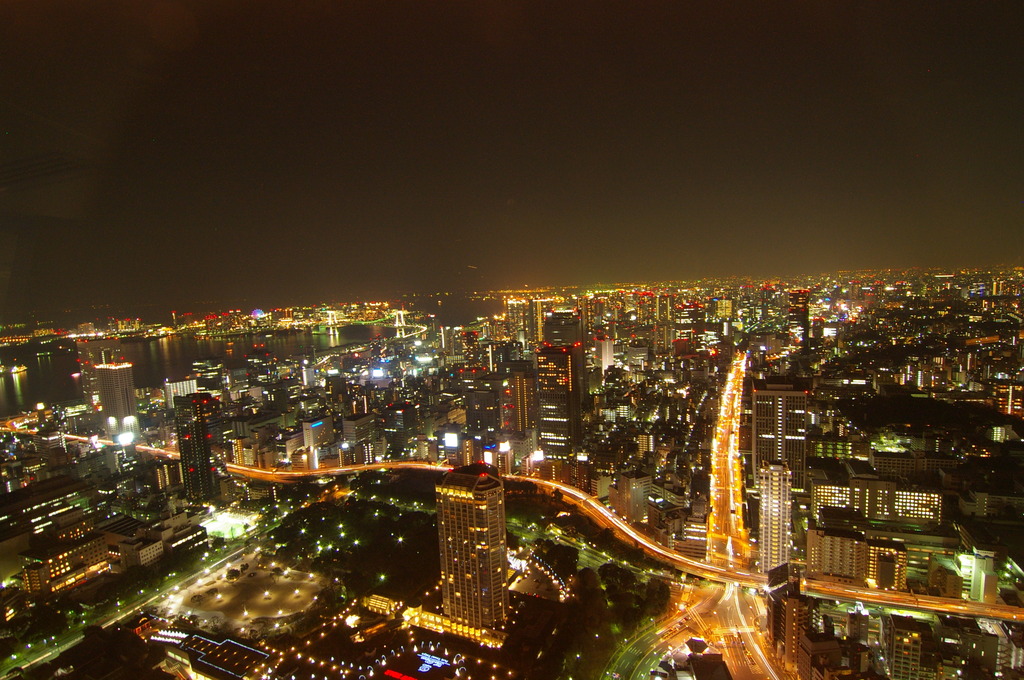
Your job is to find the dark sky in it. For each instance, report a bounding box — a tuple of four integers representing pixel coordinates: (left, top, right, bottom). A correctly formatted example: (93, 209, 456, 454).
(2, 1, 1022, 320)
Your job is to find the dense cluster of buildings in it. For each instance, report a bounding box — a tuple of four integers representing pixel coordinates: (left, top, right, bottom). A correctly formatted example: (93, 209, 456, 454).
(2, 267, 1024, 677)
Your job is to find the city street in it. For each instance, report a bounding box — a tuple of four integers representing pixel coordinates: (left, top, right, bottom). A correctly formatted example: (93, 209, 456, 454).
(715, 583, 782, 680)
(707, 353, 750, 569)
(602, 580, 703, 680)
(599, 579, 793, 680)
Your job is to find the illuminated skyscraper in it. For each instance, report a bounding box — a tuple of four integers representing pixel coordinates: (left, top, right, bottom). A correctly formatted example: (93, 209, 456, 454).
(788, 289, 810, 350)
(536, 343, 583, 460)
(96, 362, 140, 439)
(542, 309, 583, 345)
(436, 463, 508, 633)
(77, 340, 120, 406)
(751, 379, 810, 490)
(500, 360, 536, 434)
(383, 402, 419, 456)
(759, 462, 792, 573)
(526, 299, 552, 345)
(504, 298, 528, 345)
(595, 334, 615, 373)
(164, 378, 198, 407)
(192, 357, 225, 394)
(175, 393, 218, 502)
(460, 330, 483, 367)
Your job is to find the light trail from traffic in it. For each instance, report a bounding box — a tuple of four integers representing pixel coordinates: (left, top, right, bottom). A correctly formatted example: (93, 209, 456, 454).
(707, 353, 750, 567)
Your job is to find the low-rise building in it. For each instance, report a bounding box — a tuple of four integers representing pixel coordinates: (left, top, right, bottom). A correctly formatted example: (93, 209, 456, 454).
(164, 634, 272, 680)
(21, 532, 108, 596)
(119, 537, 165, 569)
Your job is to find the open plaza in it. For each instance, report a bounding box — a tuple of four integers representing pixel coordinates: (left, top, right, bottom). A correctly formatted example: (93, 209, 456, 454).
(157, 550, 324, 637)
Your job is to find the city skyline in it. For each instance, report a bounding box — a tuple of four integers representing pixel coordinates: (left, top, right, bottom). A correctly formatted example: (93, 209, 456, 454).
(3, 2, 1024, 677)
(7, 263, 1022, 329)
(1, 264, 1022, 678)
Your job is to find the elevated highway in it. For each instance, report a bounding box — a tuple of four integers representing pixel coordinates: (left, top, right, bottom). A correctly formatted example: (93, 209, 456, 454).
(5, 426, 1021, 622)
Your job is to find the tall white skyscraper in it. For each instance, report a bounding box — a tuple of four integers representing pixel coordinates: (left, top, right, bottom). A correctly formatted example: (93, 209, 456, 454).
(96, 363, 140, 439)
(759, 463, 792, 573)
(436, 463, 508, 634)
(596, 335, 615, 373)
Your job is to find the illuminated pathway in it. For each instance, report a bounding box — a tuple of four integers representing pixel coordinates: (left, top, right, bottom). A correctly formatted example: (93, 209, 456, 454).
(5, 426, 1023, 622)
(706, 353, 750, 568)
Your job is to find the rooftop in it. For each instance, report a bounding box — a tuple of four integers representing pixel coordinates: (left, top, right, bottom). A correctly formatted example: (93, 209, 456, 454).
(181, 635, 271, 680)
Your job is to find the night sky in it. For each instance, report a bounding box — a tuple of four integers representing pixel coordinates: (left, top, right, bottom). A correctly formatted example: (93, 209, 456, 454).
(2, 1, 1022, 320)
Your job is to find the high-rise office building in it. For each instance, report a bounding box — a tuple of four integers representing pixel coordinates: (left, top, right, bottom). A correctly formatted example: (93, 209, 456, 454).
(543, 309, 583, 346)
(634, 291, 656, 325)
(752, 379, 811, 490)
(759, 463, 792, 573)
(504, 298, 528, 345)
(175, 393, 219, 502)
(164, 378, 198, 408)
(595, 335, 615, 374)
(655, 293, 676, 325)
(96, 363, 140, 439)
(77, 340, 120, 406)
(465, 380, 502, 436)
(192, 358, 225, 393)
(499, 360, 536, 434)
(436, 463, 508, 633)
(711, 298, 734, 321)
(527, 299, 553, 345)
(536, 343, 583, 460)
(788, 289, 810, 350)
(383, 402, 419, 456)
(460, 330, 483, 367)
(759, 285, 779, 321)
(341, 412, 378, 465)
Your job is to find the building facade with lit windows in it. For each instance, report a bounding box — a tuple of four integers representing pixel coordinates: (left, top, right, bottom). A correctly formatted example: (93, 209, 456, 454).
(609, 469, 652, 524)
(751, 379, 811, 490)
(991, 381, 1024, 418)
(21, 532, 108, 595)
(788, 289, 810, 349)
(96, 362, 140, 439)
(536, 343, 583, 460)
(175, 393, 219, 503)
(806, 526, 908, 590)
(767, 581, 814, 672)
(866, 539, 908, 590)
(500, 359, 537, 434)
(759, 463, 792, 573)
(435, 463, 508, 639)
(811, 475, 942, 525)
(806, 526, 867, 585)
(881, 614, 939, 680)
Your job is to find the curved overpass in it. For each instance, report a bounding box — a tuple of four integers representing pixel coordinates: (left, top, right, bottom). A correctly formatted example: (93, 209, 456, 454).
(24, 431, 1024, 622)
